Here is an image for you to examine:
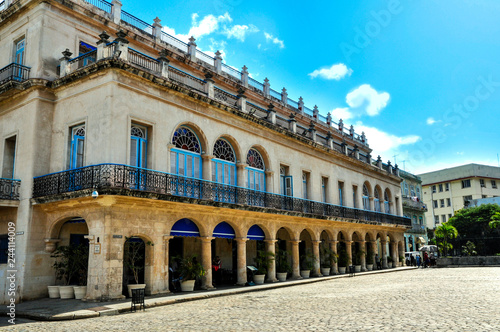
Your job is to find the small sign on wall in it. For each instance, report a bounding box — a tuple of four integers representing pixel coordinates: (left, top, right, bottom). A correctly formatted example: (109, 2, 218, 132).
(94, 243, 101, 254)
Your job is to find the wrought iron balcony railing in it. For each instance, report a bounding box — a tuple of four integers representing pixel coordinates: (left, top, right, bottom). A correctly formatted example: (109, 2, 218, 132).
(33, 164, 411, 226)
(402, 196, 428, 211)
(0, 178, 20, 200)
(0, 63, 31, 85)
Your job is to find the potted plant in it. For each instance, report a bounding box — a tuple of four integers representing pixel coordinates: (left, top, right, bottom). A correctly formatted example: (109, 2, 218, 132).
(387, 255, 393, 268)
(124, 237, 154, 297)
(300, 249, 315, 279)
(176, 254, 206, 291)
(275, 249, 291, 282)
(366, 247, 374, 271)
(354, 249, 365, 272)
(399, 255, 405, 267)
(51, 245, 82, 299)
(337, 248, 350, 274)
(320, 245, 337, 276)
(253, 250, 275, 284)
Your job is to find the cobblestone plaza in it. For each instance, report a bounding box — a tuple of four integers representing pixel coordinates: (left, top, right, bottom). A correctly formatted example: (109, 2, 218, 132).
(3, 267, 500, 331)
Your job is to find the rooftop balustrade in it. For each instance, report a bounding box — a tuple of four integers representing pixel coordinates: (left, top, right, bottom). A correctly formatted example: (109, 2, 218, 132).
(32, 164, 411, 227)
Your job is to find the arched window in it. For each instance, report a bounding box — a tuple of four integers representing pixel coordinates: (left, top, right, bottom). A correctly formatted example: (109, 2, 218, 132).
(70, 124, 85, 169)
(384, 190, 391, 214)
(170, 126, 202, 179)
(212, 139, 236, 185)
(246, 148, 265, 191)
(374, 187, 381, 212)
(362, 184, 370, 210)
(130, 125, 147, 168)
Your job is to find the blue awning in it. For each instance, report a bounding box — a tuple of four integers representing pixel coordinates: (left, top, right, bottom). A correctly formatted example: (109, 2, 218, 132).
(213, 222, 235, 239)
(171, 218, 200, 237)
(247, 225, 265, 241)
(64, 217, 86, 224)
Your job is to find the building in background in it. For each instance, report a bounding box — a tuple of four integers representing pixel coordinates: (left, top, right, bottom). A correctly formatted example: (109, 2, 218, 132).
(400, 170, 427, 251)
(0, 0, 410, 304)
(419, 164, 500, 229)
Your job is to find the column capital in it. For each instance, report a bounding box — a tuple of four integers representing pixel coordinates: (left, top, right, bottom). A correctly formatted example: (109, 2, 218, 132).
(236, 162, 248, 169)
(264, 239, 278, 244)
(312, 240, 322, 244)
(289, 240, 301, 245)
(328, 240, 338, 245)
(345, 240, 353, 245)
(265, 170, 274, 176)
(234, 237, 248, 243)
(163, 235, 173, 242)
(200, 236, 214, 243)
(202, 154, 214, 161)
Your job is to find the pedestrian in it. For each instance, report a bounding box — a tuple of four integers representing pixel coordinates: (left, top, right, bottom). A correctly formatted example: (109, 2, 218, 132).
(423, 251, 429, 268)
(375, 254, 382, 270)
(212, 256, 222, 286)
(416, 255, 421, 268)
(410, 254, 416, 267)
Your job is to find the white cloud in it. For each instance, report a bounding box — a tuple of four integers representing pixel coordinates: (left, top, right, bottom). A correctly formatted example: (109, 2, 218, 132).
(346, 84, 390, 116)
(204, 38, 227, 60)
(188, 12, 232, 40)
(264, 32, 285, 49)
(426, 117, 442, 125)
(223, 24, 259, 41)
(354, 121, 421, 155)
(309, 63, 353, 81)
(330, 107, 353, 121)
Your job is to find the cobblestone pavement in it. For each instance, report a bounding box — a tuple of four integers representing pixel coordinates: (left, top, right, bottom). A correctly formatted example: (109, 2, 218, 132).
(3, 267, 500, 331)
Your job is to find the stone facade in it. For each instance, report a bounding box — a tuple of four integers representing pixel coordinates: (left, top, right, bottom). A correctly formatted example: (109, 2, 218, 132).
(399, 170, 427, 251)
(0, 0, 410, 304)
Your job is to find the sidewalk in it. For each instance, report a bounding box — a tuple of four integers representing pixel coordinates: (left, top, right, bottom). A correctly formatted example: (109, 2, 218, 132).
(2, 267, 416, 321)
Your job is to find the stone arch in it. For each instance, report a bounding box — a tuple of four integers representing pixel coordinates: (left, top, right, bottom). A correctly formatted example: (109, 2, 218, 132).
(211, 220, 242, 239)
(246, 144, 271, 170)
(122, 234, 155, 296)
(171, 121, 208, 154)
(319, 228, 334, 241)
(46, 214, 91, 240)
(212, 134, 243, 164)
(362, 181, 373, 197)
(168, 216, 209, 237)
(246, 223, 272, 240)
(384, 187, 393, 202)
(299, 227, 318, 242)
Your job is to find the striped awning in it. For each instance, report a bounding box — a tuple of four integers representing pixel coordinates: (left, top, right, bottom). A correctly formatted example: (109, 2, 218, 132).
(213, 222, 235, 239)
(247, 225, 265, 241)
(171, 218, 200, 237)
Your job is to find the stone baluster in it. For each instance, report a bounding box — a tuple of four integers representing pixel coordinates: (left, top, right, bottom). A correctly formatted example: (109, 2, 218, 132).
(114, 30, 129, 61)
(263, 77, 270, 98)
(377, 155, 383, 169)
(281, 87, 288, 105)
(111, 0, 122, 25)
(326, 132, 334, 150)
(387, 161, 393, 174)
(214, 51, 222, 74)
(313, 105, 319, 121)
(96, 31, 110, 61)
(152, 17, 162, 39)
(326, 112, 332, 126)
(188, 36, 197, 62)
(59, 49, 73, 77)
(298, 96, 304, 113)
(241, 65, 249, 87)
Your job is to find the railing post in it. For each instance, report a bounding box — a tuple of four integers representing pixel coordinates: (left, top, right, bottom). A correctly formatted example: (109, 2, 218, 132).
(394, 164, 400, 177)
(289, 113, 297, 134)
(237, 88, 247, 113)
(338, 118, 344, 133)
(281, 87, 288, 105)
(267, 103, 276, 125)
(309, 121, 317, 142)
(326, 112, 332, 126)
(96, 31, 110, 61)
(387, 161, 393, 174)
(152, 17, 162, 39)
(114, 30, 129, 60)
(214, 51, 222, 74)
(377, 155, 382, 169)
(313, 105, 319, 121)
(111, 0, 122, 25)
(263, 77, 270, 98)
(349, 125, 354, 137)
(361, 131, 367, 145)
(188, 36, 197, 62)
(158, 49, 169, 79)
(205, 73, 214, 98)
(59, 49, 73, 77)
(326, 132, 334, 149)
(298, 96, 304, 113)
(241, 65, 248, 87)
(353, 145, 359, 160)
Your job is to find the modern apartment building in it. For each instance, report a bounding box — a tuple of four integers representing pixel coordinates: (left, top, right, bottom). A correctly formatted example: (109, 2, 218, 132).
(419, 164, 500, 229)
(0, 0, 410, 303)
(400, 170, 427, 251)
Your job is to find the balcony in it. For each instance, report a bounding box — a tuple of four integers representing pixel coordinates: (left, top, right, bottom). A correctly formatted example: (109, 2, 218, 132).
(402, 196, 427, 212)
(406, 224, 426, 234)
(0, 63, 31, 85)
(0, 178, 20, 200)
(33, 164, 411, 227)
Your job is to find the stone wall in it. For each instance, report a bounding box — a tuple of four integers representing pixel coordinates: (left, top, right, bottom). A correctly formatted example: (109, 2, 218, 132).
(437, 256, 500, 267)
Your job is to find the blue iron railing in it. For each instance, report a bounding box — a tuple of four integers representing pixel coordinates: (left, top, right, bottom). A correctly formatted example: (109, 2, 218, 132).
(0, 178, 20, 200)
(121, 10, 153, 33)
(0, 63, 30, 85)
(32, 164, 411, 226)
(68, 50, 97, 70)
(84, 0, 112, 13)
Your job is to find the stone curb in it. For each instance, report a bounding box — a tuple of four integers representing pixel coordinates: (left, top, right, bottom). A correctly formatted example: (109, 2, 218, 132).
(7, 267, 416, 321)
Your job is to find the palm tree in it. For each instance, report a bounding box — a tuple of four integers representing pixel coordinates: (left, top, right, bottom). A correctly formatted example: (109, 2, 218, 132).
(435, 223, 458, 256)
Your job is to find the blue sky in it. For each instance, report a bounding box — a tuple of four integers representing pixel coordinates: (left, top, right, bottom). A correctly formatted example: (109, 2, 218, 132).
(121, 0, 500, 174)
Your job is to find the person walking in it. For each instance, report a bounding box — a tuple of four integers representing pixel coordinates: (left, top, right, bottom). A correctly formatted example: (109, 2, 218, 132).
(416, 255, 421, 268)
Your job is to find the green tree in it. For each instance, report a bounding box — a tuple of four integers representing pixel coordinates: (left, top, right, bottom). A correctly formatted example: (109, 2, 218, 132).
(435, 222, 458, 256)
(489, 212, 500, 229)
(461, 241, 477, 256)
(448, 204, 500, 237)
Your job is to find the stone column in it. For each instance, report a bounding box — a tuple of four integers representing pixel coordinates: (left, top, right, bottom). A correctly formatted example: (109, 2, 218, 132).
(188, 36, 197, 62)
(241, 65, 249, 87)
(281, 87, 288, 105)
(263, 78, 270, 98)
(345, 241, 353, 267)
(235, 238, 248, 286)
(201, 154, 214, 182)
(290, 240, 301, 279)
(236, 162, 247, 189)
(381, 240, 387, 268)
(370, 241, 376, 266)
(264, 239, 278, 282)
(237, 88, 247, 113)
(114, 30, 129, 61)
(289, 113, 297, 134)
(267, 104, 276, 125)
(391, 241, 398, 266)
(96, 31, 110, 61)
(200, 237, 214, 289)
(153, 17, 162, 39)
(205, 73, 214, 99)
(158, 49, 170, 80)
(312, 240, 322, 276)
(360, 241, 367, 272)
(329, 240, 338, 274)
(163, 235, 173, 293)
(59, 49, 72, 77)
(214, 51, 222, 74)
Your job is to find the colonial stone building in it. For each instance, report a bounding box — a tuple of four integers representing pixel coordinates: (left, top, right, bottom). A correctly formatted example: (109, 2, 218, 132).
(399, 170, 427, 251)
(0, 0, 410, 303)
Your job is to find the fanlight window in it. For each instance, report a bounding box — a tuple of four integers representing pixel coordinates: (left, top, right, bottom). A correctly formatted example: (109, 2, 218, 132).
(384, 191, 389, 202)
(131, 126, 146, 138)
(172, 127, 201, 153)
(213, 139, 235, 162)
(247, 148, 264, 170)
(374, 188, 380, 199)
(73, 126, 85, 137)
(362, 184, 369, 197)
